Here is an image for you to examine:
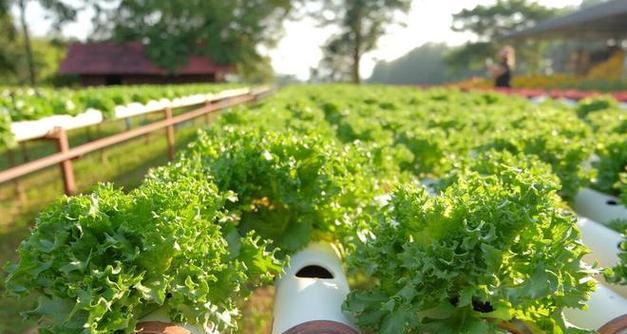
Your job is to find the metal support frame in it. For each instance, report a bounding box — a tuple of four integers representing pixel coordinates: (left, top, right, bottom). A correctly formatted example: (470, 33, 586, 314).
(0, 90, 266, 196)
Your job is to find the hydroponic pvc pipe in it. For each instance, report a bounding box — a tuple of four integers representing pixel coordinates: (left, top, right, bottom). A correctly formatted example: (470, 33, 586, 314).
(564, 282, 627, 330)
(271, 242, 359, 334)
(574, 188, 627, 224)
(11, 109, 104, 142)
(577, 217, 622, 269)
(10, 87, 256, 144)
(577, 217, 627, 297)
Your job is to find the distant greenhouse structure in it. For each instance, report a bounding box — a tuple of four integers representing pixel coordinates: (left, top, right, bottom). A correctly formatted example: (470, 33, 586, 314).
(507, 0, 627, 79)
(507, 0, 627, 40)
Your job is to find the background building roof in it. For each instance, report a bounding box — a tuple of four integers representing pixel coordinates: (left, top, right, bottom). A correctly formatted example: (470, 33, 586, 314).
(59, 42, 231, 75)
(507, 0, 627, 39)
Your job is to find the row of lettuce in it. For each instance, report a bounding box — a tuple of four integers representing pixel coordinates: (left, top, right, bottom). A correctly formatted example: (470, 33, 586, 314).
(0, 84, 240, 148)
(4, 85, 626, 334)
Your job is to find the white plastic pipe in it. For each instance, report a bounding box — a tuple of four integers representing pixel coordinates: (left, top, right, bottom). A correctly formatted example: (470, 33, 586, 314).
(215, 87, 251, 99)
(114, 100, 169, 119)
(9, 87, 255, 143)
(581, 154, 600, 173)
(529, 95, 548, 104)
(574, 188, 627, 224)
(11, 109, 104, 142)
(578, 217, 622, 269)
(564, 282, 627, 330)
(577, 217, 627, 297)
(559, 98, 578, 107)
(271, 242, 358, 334)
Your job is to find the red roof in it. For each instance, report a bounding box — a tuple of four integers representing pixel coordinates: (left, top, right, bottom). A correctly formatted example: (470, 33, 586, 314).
(59, 42, 230, 75)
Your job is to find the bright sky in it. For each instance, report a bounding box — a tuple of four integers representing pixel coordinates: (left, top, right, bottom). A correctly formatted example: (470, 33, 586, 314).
(16, 0, 582, 80)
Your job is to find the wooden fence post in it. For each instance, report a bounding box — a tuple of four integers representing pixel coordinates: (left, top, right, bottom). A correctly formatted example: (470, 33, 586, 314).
(47, 127, 76, 195)
(164, 107, 175, 160)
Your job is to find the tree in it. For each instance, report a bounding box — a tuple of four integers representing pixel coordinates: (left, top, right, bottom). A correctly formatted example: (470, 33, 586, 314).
(0, 0, 72, 84)
(7, 0, 76, 85)
(447, 0, 562, 73)
(316, 0, 411, 84)
(90, 0, 298, 80)
(0, 0, 17, 75)
(0, 36, 69, 85)
(16, 0, 36, 85)
(314, 34, 354, 82)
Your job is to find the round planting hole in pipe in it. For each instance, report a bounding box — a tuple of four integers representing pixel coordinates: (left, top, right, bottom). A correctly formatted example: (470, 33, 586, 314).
(606, 199, 619, 206)
(472, 299, 494, 313)
(295, 265, 334, 279)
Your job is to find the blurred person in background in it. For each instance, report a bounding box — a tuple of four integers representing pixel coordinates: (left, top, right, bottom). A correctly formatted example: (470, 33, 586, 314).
(488, 46, 515, 88)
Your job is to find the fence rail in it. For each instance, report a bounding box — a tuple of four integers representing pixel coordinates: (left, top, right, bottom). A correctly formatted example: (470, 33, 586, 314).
(0, 87, 270, 195)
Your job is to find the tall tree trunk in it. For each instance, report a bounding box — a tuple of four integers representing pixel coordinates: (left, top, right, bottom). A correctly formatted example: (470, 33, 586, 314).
(352, 11, 362, 84)
(352, 44, 361, 84)
(18, 0, 36, 86)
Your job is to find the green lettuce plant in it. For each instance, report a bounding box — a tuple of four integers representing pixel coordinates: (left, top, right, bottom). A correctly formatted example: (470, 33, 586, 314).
(185, 128, 381, 252)
(345, 151, 594, 334)
(5, 166, 282, 333)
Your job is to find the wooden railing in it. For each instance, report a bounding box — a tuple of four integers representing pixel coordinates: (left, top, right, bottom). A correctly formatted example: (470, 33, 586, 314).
(0, 87, 271, 195)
